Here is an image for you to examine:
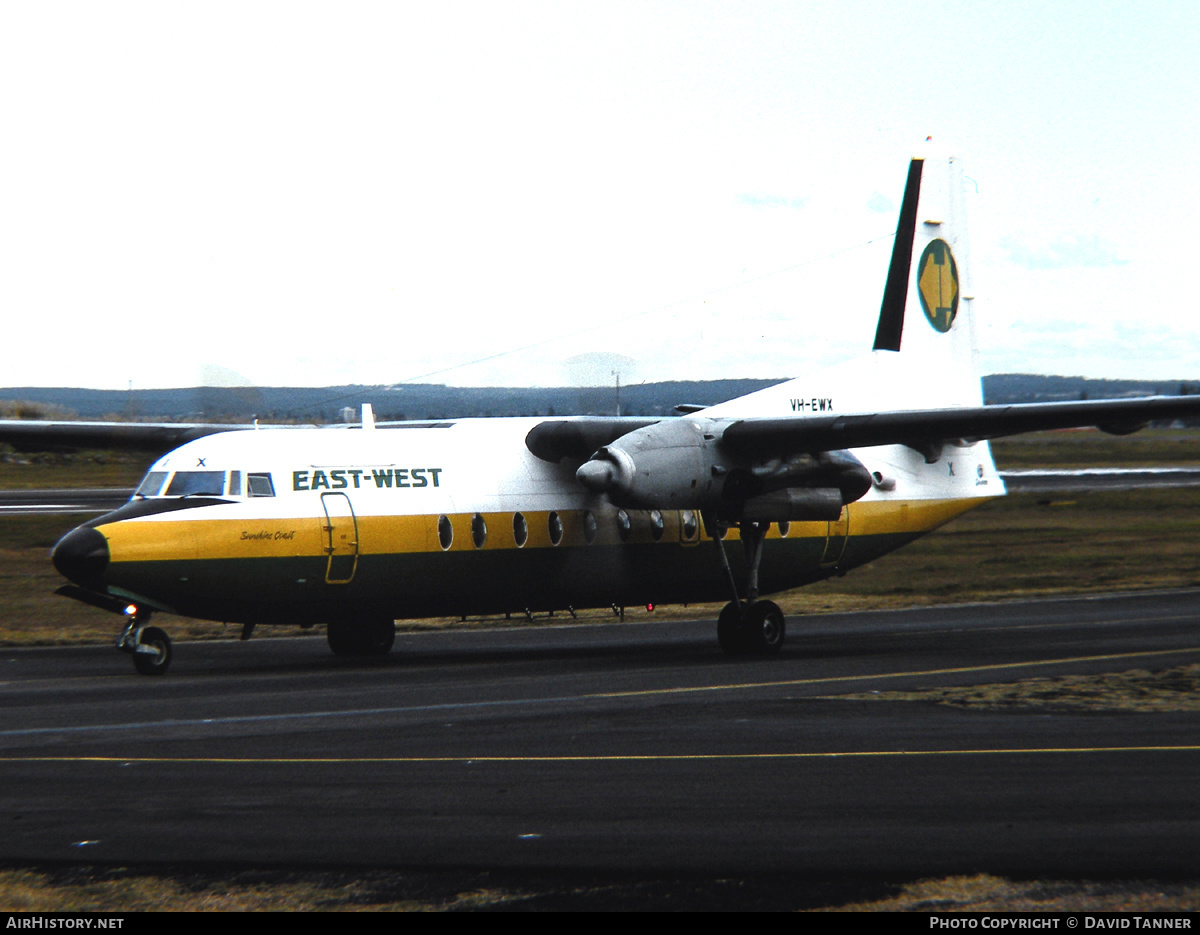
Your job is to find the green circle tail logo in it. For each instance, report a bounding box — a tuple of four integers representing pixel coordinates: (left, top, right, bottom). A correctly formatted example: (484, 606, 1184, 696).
(916, 239, 959, 333)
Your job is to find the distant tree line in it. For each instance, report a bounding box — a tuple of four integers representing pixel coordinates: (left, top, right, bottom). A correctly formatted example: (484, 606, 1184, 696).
(1, 374, 1198, 422)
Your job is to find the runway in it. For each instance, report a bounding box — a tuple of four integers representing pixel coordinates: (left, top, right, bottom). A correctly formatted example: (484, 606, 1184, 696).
(1001, 467, 1200, 492)
(0, 488, 131, 515)
(2, 590, 1199, 874)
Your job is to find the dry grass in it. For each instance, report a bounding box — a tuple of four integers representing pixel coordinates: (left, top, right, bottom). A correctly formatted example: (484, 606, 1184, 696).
(832, 663, 1200, 712)
(797, 486, 1200, 609)
(991, 427, 1200, 468)
(826, 874, 1200, 912)
(0, 450, 151, 490)
(4, 867, 1200, 911)
(0, 869, 362, 912)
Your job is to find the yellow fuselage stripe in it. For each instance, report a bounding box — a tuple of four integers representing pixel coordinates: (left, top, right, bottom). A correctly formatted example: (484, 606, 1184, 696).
(96, 497, 991, 563)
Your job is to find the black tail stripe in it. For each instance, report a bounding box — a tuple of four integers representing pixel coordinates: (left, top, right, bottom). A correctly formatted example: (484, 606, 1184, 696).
(872, 158, 924, 352)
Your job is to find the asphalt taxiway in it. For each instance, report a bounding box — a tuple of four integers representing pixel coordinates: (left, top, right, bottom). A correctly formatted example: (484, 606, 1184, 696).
(2, 590, 1199, 874)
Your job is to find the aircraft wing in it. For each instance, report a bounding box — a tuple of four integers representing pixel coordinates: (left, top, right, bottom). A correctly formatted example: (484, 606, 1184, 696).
(718, 395, 1200, 457)
(563, 394, 1200, 520)
(0, 420, 269, 453)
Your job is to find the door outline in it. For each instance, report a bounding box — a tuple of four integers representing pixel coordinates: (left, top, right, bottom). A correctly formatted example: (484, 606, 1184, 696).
(820, 505, 849, 572)
(320, 492, 359, 584)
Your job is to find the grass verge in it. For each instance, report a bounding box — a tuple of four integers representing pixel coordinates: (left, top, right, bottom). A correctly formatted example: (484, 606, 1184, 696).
(3, 866, 1199, 911)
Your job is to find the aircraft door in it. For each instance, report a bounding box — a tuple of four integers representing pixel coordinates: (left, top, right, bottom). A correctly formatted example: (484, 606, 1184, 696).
(320, 492, 359, 584)
(820, 505, 849, 573)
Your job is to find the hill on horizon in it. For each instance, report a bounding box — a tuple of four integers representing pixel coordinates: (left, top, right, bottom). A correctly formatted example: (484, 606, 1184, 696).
(0, 374, 1196, 422)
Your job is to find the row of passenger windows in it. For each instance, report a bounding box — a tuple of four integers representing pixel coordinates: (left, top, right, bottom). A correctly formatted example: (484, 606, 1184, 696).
(135, 470, 276, 499)
(431, 509, 781, 551)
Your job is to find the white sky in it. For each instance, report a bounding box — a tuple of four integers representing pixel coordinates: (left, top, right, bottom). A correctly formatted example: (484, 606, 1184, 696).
(2, 1, 1197, 390)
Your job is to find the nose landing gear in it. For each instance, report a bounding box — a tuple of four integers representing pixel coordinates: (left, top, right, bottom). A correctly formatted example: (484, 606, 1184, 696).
(118, 612, 173, 676)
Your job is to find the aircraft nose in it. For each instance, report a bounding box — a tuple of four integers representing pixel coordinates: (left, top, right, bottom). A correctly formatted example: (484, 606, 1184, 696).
(52, 525, 110, 591)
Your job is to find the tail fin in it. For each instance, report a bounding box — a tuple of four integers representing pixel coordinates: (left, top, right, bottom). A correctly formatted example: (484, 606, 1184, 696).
(871, 154, 981, 406)
(700, 152, 981, 419)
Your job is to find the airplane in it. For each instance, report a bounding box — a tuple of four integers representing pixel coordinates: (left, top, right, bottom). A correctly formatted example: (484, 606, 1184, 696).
(12, 153, 1200, 675)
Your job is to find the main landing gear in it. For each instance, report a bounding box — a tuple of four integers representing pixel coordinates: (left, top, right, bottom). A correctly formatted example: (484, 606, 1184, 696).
(117, 611, 173, 676)
(717, 599, 786, 656)
(709, 516, 787, 657)
(326, 617, 396, 657)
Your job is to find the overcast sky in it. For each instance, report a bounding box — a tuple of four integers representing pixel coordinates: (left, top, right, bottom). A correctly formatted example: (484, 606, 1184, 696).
(2, 1, 1197, 390)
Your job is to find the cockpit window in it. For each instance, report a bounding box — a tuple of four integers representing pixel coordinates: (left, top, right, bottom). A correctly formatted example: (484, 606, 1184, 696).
(134, 472, 168, 498)
(165, 471, 226, 497)
(135, 469, 273, 498)
(247, 473, 275, 497)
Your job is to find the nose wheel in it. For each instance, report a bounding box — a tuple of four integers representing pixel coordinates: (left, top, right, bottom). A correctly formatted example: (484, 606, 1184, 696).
(118, 615, 173, 676)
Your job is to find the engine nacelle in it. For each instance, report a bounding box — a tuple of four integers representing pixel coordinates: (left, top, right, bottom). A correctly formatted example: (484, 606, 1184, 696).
(576, 418, 725, 507)
(575, 418, 873, 520)
(739, 488, 844, 523)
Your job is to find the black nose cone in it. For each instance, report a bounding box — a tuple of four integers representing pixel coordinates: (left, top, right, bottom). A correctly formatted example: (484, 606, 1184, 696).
(52, 526, 110, 591)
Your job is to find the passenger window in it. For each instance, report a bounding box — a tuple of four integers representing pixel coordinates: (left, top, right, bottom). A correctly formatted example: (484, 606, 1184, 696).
(616, 510, 632, 542)
(247, 473, 275, 497)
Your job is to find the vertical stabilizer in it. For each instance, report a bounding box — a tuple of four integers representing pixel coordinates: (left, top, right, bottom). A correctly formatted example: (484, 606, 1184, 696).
(872, 153, 980, 406)
(700, 152, 982, 420)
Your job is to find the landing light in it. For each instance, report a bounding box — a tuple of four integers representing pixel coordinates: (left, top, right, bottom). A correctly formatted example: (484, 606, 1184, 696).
(123, 604, 138, 617)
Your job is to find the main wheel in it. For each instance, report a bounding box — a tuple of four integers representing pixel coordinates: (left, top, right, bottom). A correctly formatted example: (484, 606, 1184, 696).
(363, 617, 396, 656)
(744, 600, 786, 655)
(131, 625, 172, 676)
(717, 601, 748, 656)
(326, 619, 358, 656)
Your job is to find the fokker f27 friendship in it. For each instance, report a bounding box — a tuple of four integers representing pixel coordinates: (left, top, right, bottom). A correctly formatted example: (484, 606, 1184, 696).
(12, 154, 1200, 674)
